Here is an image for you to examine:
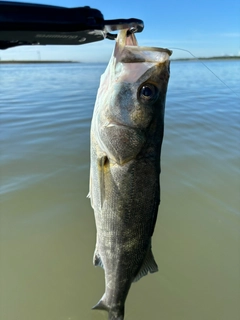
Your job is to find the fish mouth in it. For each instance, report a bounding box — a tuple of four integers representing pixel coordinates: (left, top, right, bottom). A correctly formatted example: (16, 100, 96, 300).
(125, 30, 138, 46)
(115, 29, 172, 64)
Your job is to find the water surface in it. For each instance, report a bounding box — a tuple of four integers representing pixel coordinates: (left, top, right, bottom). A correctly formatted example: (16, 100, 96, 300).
(0, 61, 239, 320)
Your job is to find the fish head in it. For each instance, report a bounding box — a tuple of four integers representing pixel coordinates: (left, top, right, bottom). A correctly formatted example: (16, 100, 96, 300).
(92, 30, 172, 165)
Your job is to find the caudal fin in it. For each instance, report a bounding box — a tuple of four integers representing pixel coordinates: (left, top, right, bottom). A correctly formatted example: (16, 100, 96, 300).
(108, 309, 124, 320)
(92, 297, 124, 320)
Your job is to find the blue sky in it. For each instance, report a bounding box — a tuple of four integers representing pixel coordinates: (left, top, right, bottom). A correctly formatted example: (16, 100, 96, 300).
(1, 0, 240, 61)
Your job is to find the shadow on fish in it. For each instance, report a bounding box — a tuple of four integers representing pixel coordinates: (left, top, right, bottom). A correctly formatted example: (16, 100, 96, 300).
(89, 29, 172, 320)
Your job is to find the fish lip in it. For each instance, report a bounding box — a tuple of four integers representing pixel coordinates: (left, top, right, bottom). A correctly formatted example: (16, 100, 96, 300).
(104, 121, 130, 129)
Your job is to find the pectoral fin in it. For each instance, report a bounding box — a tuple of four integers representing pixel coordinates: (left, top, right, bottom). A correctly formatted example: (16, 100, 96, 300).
(133, 248, 158, 282)
(98, 155, 109, 209)
(89, 155, 108, 210)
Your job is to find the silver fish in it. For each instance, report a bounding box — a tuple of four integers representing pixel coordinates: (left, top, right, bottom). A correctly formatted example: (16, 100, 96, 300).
(89, 29, 172, 320)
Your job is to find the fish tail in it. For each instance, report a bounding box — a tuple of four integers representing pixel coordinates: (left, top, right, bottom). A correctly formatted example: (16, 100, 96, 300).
(108, 308, 124, 320)
(92, 297, 124, 320)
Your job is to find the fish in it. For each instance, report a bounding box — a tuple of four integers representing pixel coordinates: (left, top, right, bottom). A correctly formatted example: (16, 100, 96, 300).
(89, 29, 172, 320)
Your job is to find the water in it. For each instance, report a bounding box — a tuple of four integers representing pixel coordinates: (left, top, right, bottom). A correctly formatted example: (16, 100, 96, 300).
(0, 60, 239, 320)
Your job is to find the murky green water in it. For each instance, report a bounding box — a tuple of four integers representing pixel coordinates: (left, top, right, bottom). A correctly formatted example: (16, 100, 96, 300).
(0, 61, 239, 320)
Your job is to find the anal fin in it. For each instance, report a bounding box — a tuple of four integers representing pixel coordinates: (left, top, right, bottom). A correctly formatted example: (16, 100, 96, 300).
(133, 248, 158, 282)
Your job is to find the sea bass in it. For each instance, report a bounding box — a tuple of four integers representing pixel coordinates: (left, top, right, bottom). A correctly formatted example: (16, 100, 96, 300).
(89, 29, 172, 320)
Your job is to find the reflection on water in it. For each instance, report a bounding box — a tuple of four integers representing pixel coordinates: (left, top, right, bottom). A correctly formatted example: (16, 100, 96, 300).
(0, 61, 240, 320)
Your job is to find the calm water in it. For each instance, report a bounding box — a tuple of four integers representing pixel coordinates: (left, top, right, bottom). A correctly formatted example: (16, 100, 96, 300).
(0, 60, 239, 320)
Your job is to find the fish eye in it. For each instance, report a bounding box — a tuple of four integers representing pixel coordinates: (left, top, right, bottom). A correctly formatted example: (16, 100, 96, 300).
(138, 83, 159, 103)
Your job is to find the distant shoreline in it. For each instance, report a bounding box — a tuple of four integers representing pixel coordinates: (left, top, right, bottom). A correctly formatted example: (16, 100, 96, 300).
(172, 56, 240, 61)
(0, 56, 239, 64)
(0, 60, 79, 64)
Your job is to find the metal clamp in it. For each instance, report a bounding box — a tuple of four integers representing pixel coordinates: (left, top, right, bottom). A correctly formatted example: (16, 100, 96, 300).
(0, 1, 144, 50)
(104, 19, 144, 40)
